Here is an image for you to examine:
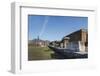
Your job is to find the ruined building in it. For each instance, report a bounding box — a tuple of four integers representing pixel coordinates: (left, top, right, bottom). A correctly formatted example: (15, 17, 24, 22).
(50, 29, 88, 52)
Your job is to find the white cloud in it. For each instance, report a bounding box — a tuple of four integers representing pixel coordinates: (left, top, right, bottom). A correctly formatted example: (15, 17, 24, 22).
(39, 16, 49, 37)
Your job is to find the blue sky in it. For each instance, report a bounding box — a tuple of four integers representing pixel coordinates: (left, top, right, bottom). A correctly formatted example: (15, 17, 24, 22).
(28, 15, 88, 41)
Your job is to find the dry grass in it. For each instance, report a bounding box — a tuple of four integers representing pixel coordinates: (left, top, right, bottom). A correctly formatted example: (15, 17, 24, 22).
(28, 46, 54, 61)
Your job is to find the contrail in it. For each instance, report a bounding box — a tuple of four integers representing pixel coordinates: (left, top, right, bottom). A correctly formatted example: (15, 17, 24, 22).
(39, 16, 49, 37)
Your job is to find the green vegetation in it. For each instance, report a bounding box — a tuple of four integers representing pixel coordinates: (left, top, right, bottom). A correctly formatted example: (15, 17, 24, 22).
(28, 46, 54, 61)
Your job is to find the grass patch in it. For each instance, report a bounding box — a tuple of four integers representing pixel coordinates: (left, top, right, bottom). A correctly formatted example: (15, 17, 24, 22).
(28, 46, 54, 61)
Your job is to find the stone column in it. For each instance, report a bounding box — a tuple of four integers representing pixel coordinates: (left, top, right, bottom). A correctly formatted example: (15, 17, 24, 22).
(63, 37, 70, 48)
(79, 41, 85, 52)
(63, 40, 67, 48)
(60, 43, 63, 48)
